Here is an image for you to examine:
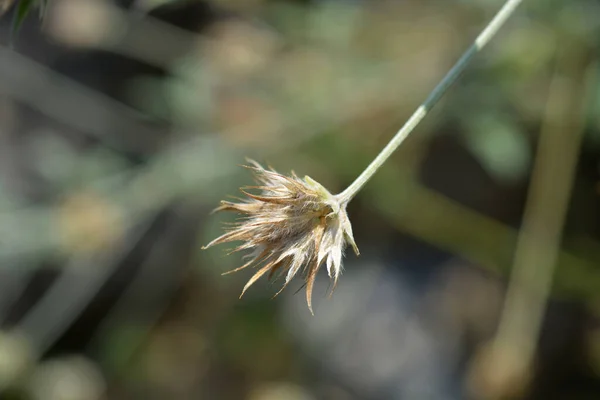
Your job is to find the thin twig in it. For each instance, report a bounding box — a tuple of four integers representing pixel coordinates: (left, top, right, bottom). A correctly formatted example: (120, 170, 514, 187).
(482, 41, 594, 399)
(336, 0, 523, 204)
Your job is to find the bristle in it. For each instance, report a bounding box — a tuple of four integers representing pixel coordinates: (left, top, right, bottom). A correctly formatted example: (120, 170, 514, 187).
(240, 262, 275, 298)
(268, 258, 289, 280)
(240, 190, 291, 204)
(221, 257, 258, 275)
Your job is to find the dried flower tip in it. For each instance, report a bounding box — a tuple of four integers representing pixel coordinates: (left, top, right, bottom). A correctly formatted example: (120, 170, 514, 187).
(203, 160, 359, 314)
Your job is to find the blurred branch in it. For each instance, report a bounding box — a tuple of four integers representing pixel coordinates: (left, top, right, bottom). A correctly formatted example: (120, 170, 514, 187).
(373, 179, 600, 299)
(0, 46, 164, 155)
(474, 40, 594, 399)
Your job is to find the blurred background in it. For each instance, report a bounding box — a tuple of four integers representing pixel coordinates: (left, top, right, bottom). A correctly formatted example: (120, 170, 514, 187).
(0, 0, 599, 399)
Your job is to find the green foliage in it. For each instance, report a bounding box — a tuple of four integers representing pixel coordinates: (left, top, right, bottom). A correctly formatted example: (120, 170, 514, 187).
(1, 0, 49, 42)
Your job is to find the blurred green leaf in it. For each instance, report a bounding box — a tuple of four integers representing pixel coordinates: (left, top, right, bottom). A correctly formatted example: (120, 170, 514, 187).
(464, 115, 531, 183)
(9, 0, 48, 42)
(11, 0, 34, 37)
(98, 325, 148, 375)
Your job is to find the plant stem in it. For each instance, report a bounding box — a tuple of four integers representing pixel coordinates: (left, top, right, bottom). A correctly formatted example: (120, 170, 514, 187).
(479, 43, 593, 399)
(335, 0, 523, 204)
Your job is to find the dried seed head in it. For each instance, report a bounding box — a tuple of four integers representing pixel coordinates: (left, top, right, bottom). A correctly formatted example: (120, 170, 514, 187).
(203, 160, 359, 314)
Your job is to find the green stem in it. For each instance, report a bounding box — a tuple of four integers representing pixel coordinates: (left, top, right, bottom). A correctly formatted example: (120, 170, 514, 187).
(336, 0, 524, 205)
